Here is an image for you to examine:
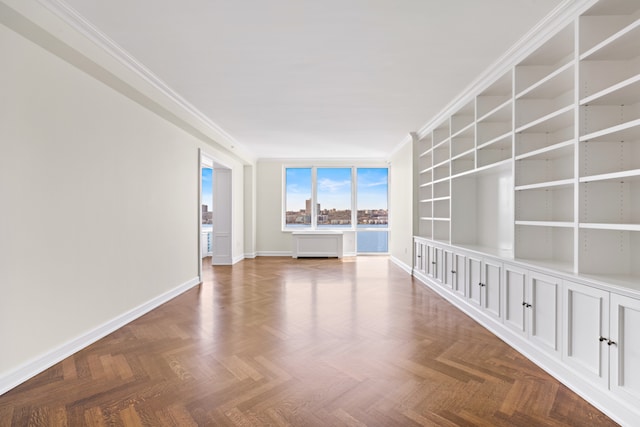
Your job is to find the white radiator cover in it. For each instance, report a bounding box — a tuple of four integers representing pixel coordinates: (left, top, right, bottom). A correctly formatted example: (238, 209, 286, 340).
(292, 231, 343, 258)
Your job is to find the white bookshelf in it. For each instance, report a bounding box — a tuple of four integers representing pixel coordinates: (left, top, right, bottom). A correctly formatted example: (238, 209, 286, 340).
(413, 0, 640, 286)
(412, 3, 640, 424)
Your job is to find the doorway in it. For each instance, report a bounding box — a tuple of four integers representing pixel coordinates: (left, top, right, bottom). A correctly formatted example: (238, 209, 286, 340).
(199, 150, 233, 274)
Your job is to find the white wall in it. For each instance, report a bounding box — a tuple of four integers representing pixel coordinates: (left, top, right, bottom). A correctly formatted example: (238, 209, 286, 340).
(256, 161, 291, 254)
(244, 165, 257, 258)
(388, 141, 413, 269)
(0, 14, 246, 390)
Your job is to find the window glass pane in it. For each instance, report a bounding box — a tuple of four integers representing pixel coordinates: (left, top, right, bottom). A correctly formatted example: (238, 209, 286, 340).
(285, 168, 312, 227)
(357, 231, 388, 253)
(357, 168, 388, 226)
(201, 168, 213, 226)
(317, 168, 352, 227)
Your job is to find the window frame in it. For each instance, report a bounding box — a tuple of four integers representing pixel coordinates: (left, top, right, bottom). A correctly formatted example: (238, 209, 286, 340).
(282, 165, 389, 234)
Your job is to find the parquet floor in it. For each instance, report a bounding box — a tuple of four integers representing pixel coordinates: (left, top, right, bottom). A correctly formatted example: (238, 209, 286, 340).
(0, 257, 617, 426)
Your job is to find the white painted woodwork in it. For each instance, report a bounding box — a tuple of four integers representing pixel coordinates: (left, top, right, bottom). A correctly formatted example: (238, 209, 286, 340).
(610, 293, 640, 406)
(482, 259, 502, 320)
(414, 240, 426, 273)
(528, 271, 561, 356)
(467, 256, 482, 307)
(412, 1, 640, 424)
(504, 264, 527, 336)
(427, 244, 438, 279)
(444, 249, 467, 296)
(563, 280, 609, 389)
(415, 0, 640, 285)
(292, 231, 343, 258)
(434, 247, 445, 283)
(212, 168, 233, 265)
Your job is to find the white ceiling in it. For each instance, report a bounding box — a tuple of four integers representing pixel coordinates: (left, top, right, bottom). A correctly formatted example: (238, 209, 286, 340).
(62, 0, 564, 160)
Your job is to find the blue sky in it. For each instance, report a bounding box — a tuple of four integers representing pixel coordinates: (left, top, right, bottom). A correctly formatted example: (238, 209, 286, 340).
(202, 168, 213, 210)
(286, 167, 387, 211)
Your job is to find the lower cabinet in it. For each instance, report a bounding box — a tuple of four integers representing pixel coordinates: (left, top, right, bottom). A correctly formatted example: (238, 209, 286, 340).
(565, 280, 640, 407)
(610, 294, 640, 406)
(564, 280, 610, 389)
(467, 255, 501, 320)
(503, 265, 561, 357)
(426, 243, 442, 282)
(412, 237, 640, 424)
(414, 239, 426, 274)
(444, 249, 466, 297)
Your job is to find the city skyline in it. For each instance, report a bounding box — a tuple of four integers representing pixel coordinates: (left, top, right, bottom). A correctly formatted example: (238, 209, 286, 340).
(286, 167, 388, 211)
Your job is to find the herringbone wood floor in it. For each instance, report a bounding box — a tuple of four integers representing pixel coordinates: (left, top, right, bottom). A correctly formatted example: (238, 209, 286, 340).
(0, 257, 617, 426)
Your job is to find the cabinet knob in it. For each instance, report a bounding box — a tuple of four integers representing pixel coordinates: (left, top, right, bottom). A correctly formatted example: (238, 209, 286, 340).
(417, 255, 421, 258)
(607, 340, 617, 346)
(451, 270, 456, 274)
(432, 261, 437, 265)
(599, 336, 607, 342)
(525, 303, 532, 308)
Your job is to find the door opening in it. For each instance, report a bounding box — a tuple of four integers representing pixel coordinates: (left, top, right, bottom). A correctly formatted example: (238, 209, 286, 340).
(199, 150, 233, 270)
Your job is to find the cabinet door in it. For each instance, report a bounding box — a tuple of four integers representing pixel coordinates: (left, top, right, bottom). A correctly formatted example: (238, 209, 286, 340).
(444, 250, 455, 289)
(529, 272, 561, 357)
(434, 247, 445, 283)
(427, 244, 437, 278)
(563, 280, 609, 389)
(413, 240, 425, 273)
(503, 265, 527, 336)
(452, 252, 466, 297)
(467, 256, 482, 307)
(483, 260, 502, 320)
(610, 294, 640, 405)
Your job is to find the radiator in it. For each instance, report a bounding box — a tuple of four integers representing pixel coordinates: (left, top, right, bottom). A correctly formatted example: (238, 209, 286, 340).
(292, 231, 343, 258)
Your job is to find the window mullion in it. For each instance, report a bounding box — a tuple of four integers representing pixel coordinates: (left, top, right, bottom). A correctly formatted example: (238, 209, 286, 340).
(352, 167, 357, 230)
(311, 167, 317, 229)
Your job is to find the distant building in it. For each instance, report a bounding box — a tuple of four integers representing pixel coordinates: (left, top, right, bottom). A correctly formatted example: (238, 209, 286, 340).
(202, 204, 213, 224)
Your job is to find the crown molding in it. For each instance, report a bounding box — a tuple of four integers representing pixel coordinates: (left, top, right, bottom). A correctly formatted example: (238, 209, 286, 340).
(409, 0, 596, 141)
(387, 133, 413, 160)
(35, 0, 254, 163)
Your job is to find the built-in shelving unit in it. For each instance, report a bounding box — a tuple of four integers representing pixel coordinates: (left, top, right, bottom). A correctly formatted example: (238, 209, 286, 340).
(577, 0, 640, 287)
(414, 0, 640, 286)
(412, 2, 640, 424)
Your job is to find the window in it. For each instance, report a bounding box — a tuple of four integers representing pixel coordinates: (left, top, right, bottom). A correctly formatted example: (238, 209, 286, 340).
(317, 168, 351, 227)
(285, 168, 312, 227)
(284, 166, 388, 253)
(356, 168, 388, 253)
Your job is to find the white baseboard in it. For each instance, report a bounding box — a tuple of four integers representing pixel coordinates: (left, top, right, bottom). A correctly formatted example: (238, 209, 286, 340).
(0, 276, 200, 396)
(390, 256, 412, 274)
(244, 252, 257, 259)
(232, 254, 245, 264)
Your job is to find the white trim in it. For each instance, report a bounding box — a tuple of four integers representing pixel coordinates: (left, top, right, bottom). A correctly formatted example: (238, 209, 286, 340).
(36, 0, 253, 162)
(390, 256, 412, 275)
(244, 252, 257, 259)
(232, 254, 245, 265)
(409, 0, 593, 143)
(0, 276, 200, 396)
(388, 134, 413, 159)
